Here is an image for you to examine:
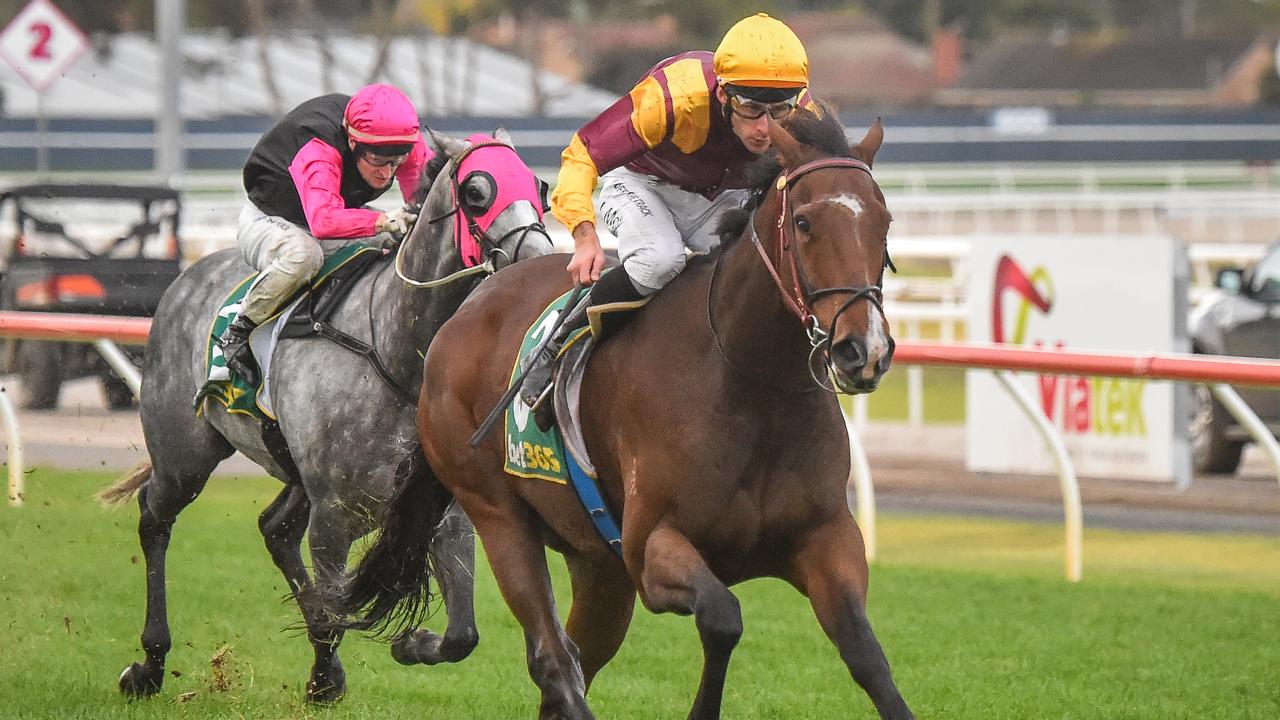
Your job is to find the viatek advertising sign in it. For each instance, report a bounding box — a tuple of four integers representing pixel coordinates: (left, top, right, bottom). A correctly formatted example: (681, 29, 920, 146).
(965, 235, 1191, 484)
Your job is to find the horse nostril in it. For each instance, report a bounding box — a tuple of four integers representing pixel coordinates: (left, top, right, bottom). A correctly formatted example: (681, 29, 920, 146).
(831, 338, 867, 370)
(878, 337, 896, 374)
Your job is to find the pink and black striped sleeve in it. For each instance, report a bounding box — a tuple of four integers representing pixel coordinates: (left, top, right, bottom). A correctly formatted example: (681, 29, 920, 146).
(288, 138, 382, 239)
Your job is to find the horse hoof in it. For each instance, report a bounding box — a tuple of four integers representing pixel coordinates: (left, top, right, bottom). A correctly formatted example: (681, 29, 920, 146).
(391, 629, 442, 665)
(392, 628, 478, 665)
(118, 662, 162, 698)
(305, 671, 346, 705)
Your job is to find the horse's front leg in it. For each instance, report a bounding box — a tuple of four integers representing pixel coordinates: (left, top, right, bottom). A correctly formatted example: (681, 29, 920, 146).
(392, 502, 480, 665)
(786, 519, 914, 720)
(256, 483, 349, 703)
(637, 525, 742, 720)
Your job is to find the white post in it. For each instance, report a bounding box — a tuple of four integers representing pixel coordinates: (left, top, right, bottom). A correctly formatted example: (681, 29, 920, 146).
(907, 365, 924, 427)
(1, 386, 24, 507)
(852, 393, 868, 431)
(906, 318, 923, 426)
(994, 370, 1083, 583)
(844, 412, 876, 562)
(93, 339, 142, 399)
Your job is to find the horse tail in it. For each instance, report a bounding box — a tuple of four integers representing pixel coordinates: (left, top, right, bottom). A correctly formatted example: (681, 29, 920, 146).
(96, 462, 152, 506)
(329, 448, 454, 638)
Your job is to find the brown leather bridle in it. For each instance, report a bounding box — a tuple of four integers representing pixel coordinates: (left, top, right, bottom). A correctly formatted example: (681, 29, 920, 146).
(749, 156, 892, 346)
(709, 155, 894, 392)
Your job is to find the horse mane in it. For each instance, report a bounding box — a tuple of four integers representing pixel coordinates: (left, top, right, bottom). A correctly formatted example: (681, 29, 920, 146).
(411, 151, 450, 208)
(715, 100, 849, 246)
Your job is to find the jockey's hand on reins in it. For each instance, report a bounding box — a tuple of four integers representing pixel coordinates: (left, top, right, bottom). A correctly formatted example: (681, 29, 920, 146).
(377, 204, 419, 238)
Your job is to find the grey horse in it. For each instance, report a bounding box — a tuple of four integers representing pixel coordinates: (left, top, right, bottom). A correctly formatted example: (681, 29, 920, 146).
(103, 128, 554, 703)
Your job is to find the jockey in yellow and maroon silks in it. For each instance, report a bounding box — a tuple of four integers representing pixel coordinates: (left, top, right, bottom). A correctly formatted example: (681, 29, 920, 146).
(519, 13, 811, 407)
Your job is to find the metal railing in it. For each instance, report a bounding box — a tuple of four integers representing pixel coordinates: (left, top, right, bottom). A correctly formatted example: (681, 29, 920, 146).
(3, 311, 1279, 589)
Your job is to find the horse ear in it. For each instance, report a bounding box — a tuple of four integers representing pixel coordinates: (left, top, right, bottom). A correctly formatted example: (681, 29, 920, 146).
(850, 117, 884, 168)
(428, 128, 470, 159)
(769, 122, 804, 170)
(492, 127, 514, 146)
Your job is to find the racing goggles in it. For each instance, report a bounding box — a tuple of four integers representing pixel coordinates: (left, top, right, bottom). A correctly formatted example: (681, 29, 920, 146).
(359, 151, 410, 169)
(726, 89, 800, 121)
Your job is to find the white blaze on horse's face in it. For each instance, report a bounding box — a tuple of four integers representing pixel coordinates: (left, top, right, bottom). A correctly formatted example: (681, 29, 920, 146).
(825, 194, 864, 219)
(824, 193, 891, 384)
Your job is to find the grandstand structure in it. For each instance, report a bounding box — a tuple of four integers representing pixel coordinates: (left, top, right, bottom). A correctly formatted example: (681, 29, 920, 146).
(0, 31, 615, 119)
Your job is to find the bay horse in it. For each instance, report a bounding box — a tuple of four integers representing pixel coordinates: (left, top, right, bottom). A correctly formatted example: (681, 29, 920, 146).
(337, 106, 912, 718)
(102, 129, 554, 703)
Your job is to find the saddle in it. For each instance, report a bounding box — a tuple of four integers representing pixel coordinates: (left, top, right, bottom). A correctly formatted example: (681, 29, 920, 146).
(500, 290, 649, 555)
(196, 244, 389, 421)
(193, 244, 388, 485)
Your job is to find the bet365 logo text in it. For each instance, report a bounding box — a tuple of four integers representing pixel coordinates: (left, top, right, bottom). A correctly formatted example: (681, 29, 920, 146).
(993, 255, 1148, 438)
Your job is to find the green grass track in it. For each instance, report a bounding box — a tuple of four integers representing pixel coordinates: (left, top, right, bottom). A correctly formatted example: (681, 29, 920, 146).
(2, 471, 1277, 719)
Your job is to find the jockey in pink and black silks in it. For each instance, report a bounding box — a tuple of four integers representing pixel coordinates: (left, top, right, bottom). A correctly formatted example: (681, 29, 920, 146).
(219, 83, 433, 384)
(518, 13, 812, 407)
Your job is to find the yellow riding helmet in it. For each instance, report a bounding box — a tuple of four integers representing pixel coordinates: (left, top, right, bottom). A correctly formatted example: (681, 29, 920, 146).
(714, 13, 808, 89)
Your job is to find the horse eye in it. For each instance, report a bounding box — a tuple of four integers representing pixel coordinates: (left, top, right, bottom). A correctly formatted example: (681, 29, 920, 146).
(795, 216, 811, 234)
(465, 180, 490, 205)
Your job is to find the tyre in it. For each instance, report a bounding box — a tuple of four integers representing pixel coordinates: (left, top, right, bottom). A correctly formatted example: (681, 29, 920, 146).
(101, 372, 137, 410)
(16, 341, 64, 410)
(1191, 384, 1245, 475)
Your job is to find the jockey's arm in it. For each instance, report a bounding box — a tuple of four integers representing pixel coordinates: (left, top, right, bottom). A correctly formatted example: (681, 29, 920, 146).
(289, 139, 383, 239)
(549, 76, 673, 238)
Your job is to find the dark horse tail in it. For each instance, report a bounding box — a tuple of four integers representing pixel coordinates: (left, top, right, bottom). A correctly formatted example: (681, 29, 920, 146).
(328, 446, 454, 638)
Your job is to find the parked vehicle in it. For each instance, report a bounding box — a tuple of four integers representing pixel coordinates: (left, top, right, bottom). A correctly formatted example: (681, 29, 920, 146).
(1187, 240, 1280, 474)
(0, 184, 183, 409)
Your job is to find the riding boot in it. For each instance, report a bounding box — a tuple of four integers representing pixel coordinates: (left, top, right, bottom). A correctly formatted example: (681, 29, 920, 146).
(517, 269, 647, 410)
(518, 311, 587, 410)
(218, 315, 261, 386)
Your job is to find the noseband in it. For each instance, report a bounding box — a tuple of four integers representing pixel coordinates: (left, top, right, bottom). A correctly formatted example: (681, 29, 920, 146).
(396, 140, 551, 288)
(714, 156, 892, 391)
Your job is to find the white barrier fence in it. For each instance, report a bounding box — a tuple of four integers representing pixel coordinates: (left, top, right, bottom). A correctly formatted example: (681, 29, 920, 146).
(5, 172, 1278, 257)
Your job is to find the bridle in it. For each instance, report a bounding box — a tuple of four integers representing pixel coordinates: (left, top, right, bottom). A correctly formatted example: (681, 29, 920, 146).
(710, 155, 894, 392)
(395, 140, 551, 288)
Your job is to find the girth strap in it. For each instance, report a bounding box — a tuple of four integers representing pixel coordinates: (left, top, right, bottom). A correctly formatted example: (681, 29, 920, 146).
(565, 451, 622, 556)
(309, 320, 417, 404)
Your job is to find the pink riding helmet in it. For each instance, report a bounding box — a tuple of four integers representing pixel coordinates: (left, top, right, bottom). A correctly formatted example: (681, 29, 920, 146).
(343, 84, 421, 146)
(453, 133, 546, 266)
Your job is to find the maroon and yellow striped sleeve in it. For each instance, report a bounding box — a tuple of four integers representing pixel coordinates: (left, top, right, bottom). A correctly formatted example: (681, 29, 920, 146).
(550, 74, 673, 232)
(798, 88, 816, 113)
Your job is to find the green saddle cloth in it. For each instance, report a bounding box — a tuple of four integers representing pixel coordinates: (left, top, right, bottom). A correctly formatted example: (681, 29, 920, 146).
(503, 289, 591, 484)
(195, 244, 379, 420)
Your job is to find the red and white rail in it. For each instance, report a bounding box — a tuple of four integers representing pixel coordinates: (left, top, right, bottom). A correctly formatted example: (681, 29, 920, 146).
(3, 312, 1278, 586)
(846, 341, 1280, 583)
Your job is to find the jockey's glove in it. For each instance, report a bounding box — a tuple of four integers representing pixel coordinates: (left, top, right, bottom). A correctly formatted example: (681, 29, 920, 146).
(376, 204, 419, 238)
(375, 231, 400, 251)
